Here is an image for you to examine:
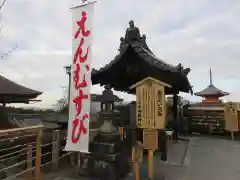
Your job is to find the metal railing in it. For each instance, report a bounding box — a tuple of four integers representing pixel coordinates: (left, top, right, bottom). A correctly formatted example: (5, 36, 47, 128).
(0, 125, 43, 180)
(0, 126, 76, 180)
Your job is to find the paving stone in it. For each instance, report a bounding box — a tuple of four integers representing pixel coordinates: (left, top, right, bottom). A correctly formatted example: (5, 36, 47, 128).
(184, 136, 240, 180)
(42, 136, 240, 180)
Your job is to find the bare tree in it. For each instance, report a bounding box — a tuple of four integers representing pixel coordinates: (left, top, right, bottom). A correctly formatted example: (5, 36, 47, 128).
(0, 0, 18, 60)
(0, 0, 6, 10)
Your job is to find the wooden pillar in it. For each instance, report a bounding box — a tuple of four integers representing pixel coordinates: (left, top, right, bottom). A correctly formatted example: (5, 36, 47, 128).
(173, 93, 178, 121)
(134, 162, 140, 180)
(231, 132, 235, 140)
(119, 126, 124, 140)
(35, 129, 42, 180)
(147, 150, 154, 180)
(52, 130, 60, 170)
(173, 93, 179, 140)
(26, 144, 33, 180)
(131, 144, 143, 180)
(132, 147, 138, 180)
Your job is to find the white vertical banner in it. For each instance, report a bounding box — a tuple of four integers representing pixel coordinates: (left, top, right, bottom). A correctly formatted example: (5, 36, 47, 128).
(65, 1, 96, 153)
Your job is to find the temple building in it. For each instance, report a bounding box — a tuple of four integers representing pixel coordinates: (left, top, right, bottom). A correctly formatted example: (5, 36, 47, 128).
(91, 20, 193, 138)
(0, 74, 42, 129)
(194, 68, 229, 103)
(92, 21, 192, 94)
(0, 74, 42, 105)
(183, 68, 229, 134)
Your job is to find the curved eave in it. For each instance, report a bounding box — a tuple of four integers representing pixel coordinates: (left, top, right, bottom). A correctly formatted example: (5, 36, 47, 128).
(0, 75, 42, 97)
(92, 43, 181, 77)
(0, 93, 42, 104)
(92, 69, 192, 95)
(0, 91, 43, 97)
(91, 43, 193, 94)
(194, 85, 229, 97)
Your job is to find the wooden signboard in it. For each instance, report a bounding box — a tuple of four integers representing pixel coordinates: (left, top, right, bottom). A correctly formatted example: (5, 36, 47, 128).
(143, 129, 158, 150)
(237, 103, 240, 128)
(224, 102, 239, 132)
(130, 77, 171, 129)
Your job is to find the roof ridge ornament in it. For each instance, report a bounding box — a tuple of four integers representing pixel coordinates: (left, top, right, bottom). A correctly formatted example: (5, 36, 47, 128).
(209, 67, 213, 85)
(176, 63, 191, 76)
(118, 20, 148, 52)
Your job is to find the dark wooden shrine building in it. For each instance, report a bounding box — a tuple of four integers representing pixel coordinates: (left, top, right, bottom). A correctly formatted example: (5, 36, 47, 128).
(0, 74, 42, 105)
(92, 27, 192, 95)
(91, 20, 193, 131)
(0, 74, 42, 129)
(183, 68, 229, 134)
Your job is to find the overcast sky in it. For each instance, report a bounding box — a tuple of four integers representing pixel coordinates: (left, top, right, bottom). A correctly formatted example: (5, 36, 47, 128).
(0, 0, 240, 108)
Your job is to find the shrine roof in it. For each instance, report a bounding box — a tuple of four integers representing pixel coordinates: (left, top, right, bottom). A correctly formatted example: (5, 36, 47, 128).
(92, 41, 189, 77)
(194, 68, 229, 97)
(194, 84, 229, 97)
(91, 21, 192, 94)
(0, 74, 42, 103)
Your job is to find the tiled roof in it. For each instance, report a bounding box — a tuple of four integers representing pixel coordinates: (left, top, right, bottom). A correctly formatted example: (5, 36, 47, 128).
(194, 84, 229, 97)
(93, 41, 182, 76)
(91, 42, 192, 94)
(91, 22, 192, 94)
(0, 74, 42, 103)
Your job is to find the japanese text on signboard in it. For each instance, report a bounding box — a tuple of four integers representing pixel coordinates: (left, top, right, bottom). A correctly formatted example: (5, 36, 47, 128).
(71, 11, 91, 144)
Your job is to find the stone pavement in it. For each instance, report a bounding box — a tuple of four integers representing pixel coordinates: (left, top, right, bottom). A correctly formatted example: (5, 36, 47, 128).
(140, 139, 188, 180)
(43, 140, 188, 180)
(43, 136, 240, 180)
(139, 136, 240, 180)
(182, 136, 240, 180)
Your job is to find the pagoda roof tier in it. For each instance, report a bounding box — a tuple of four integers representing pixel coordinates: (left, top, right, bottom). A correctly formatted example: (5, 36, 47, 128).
(194, 84, 229, 97)
(0, 74, 42, 103)
(91, 21, 192, 95)
(194, 68, 229, 98)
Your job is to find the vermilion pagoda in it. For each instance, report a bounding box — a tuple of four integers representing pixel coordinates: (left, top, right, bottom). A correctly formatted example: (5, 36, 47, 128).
(194, 68, 229, 102)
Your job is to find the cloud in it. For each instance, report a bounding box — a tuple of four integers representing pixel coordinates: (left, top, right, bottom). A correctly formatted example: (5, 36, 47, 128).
(0, 0, 240, 108)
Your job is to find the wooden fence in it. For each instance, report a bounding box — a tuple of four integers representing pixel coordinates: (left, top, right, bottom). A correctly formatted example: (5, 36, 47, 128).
(0, 125, 78, 180)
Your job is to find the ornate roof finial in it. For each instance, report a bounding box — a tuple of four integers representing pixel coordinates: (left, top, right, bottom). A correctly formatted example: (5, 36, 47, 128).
(124, 20, 141, 44)
(209, 67, 213, 85)
(118, 20, 152, 52)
